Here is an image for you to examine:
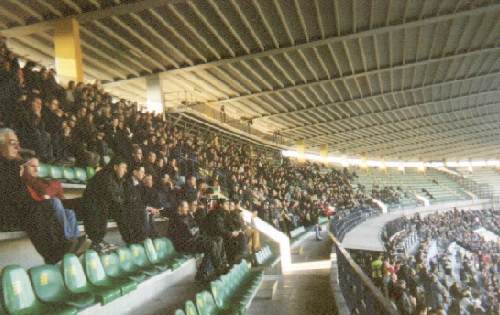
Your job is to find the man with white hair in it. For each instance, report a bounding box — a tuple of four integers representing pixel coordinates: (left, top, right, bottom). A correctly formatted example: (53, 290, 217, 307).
(0, 128, 68, 263)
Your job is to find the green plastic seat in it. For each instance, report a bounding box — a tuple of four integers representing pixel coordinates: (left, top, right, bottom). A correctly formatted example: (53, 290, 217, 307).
(82, 250, 123, 304)
(62, 253, 117, 305)
(29, 265, 95, 310)
(116, 247, 147, 282)
(38, 164, 50, 178)
(175, 309, 186, 315)
(154, 237, 187, 269)
(185, 300, 197, 315)
(62, 167, 77, 183)
(143, 239, 169, 272)
(73, 168, 87, 184)
(196, 290, 217, 315)
(100, 252, 138, 294)
(86, 167, 96, 179)
(49, 166, 64, 180)
(1, 265, 77, 315)
(129, 244, 160, 276)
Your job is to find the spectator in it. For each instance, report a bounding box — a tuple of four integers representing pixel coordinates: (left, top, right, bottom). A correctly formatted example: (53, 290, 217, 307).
(0, 128, 68, 263)
(82, 156, 128, 252)
(224, 200, 247, 264)
(21, 157, 90, 254)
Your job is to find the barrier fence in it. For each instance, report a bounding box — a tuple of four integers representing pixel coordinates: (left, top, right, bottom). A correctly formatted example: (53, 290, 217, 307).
(329, 232, 399, 315)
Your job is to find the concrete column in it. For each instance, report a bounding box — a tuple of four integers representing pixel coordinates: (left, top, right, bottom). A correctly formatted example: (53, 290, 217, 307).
(320, 144, 328, 164)
(54, 18, 83, 85)
(296, 140, 305, 163)
(145, 74, 164, 113)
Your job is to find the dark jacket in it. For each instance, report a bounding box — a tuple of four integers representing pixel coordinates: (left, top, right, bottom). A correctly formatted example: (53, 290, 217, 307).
(82, 168, 125, 215)
(0, 157, 30, 229)
(224, 210, 244, 232)
(168, 213, 198, 251)
(206, 207, 230, 238)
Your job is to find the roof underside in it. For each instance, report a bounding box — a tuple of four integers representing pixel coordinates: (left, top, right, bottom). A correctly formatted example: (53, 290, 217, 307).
(1, 0, 500, 161)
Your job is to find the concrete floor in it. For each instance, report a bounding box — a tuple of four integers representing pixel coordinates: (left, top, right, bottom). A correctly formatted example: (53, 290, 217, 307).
(247, 231, 338, 315)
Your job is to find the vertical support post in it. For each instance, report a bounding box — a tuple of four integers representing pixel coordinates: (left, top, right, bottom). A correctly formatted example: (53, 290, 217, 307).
(146, 74, 164, 114)
(54, 18, 83, 85)
(320, 144, 328, 164)
(296, 140, 305, 163)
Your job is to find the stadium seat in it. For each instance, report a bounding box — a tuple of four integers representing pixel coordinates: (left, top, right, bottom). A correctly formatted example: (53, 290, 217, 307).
(86, 167, 96, 180)
(1, 265, 77, 315)
(143, 238, 169, 272)
(174, 309, 186, 315)
(73, 167, 87, 184)
(83, 250, 126, 302)
(29, 265, 96, 310)
(129, 244, 161, 276)
(62, 167, 77, 183)
(185, 300, 197, 315)
(99, 252, 138, 294)
(153, 237, 187, 269)
(62, 253, 118, 305)
(116, 246, 147, 282)
(38, 163, 50, 178)
(196, 290, 217, 315)
(49, 165, 64, 181)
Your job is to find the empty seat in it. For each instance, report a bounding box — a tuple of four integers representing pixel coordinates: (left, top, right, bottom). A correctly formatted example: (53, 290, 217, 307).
(185, 300, 197, 315)
(143, 238, 169, 272)
(73, 167, 87, 184)
(129, 244, 160, 276)
(49, 166, 64, 180)
(99, 252, 138, 294)
(153, 237, 187, 269)
(82, 250, 125, 303)
(62, 253, 119, 305)
(196, 290, 217, 315)
(116, 246, 147, 282)
(174, 309, 186, 315)
(62, 167, 76, 183)
(86, 167, 96, 180)
(1, 264, 77, 315)
(29, 264, 96, 310)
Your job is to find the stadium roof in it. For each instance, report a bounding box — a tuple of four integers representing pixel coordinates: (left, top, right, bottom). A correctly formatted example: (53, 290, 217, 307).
(1, 0, 499, 161)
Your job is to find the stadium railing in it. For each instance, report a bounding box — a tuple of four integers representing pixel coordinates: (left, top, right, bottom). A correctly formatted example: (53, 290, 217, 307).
(329, 232, 399, 315)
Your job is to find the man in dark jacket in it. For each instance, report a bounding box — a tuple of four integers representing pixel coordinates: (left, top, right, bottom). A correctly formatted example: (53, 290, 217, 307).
(224, 200, 247, 264)
(120, 164, 148, 244)
(82, 156, 128, 252)
(0, 128, 68, 263)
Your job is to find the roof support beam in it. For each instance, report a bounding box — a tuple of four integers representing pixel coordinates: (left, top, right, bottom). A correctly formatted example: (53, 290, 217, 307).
(211, 46, 499, 105)
(102, 2, 500, 86)
(0, 0, 186, 37)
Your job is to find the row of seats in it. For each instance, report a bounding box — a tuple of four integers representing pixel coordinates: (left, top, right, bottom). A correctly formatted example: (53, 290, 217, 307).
(174, 260, 263, 315)
(0, 237, 189, 315)
(255, 246, 273, 266)
(38, 164, 96, 185)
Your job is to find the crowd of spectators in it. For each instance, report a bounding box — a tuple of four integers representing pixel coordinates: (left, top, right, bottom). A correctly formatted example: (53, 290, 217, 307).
(372, 209, 500, 315)
(0, 38, 384, 273)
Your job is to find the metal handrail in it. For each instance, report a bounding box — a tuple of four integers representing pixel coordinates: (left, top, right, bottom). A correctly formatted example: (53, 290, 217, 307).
(330, 232, 399, 315)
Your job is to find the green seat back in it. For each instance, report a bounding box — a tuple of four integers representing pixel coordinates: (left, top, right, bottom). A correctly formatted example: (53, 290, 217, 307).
(1, 265, 38, 314)
(86, 167, 96, 179)
(49, 166, 64, 179)
(175, 309, 186, 315)
(38, 164, 49, 178)
(84, 250, 107, 285)
(196, 291, 217, 315)
(129, 244, 150, 268)
(185, 300, 197, 315)
(62, 253, 89, 294)
(117, 247, 137, 273)
(160, 237, 176, 259)
(143, 239, 159, 264)
(63, 167, 76, 181)
(29, 265, 66, 303)
(210, 280, 225, 308)
(73, 168, 87, 183)
(100, 253, 121, 278)
(153, 238, 167, 261)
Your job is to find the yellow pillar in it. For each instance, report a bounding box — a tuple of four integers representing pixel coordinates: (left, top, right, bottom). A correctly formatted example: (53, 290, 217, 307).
(54, 18, 83, 84)
(296, 140, 305, 163)
(320, 144, 328, 164)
